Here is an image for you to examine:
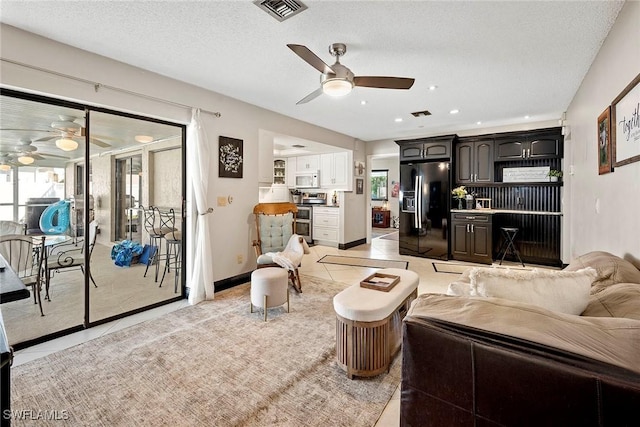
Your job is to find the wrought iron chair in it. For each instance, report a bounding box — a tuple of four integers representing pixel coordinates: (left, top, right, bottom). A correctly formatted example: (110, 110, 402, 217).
(157, 207, 181, 292)
(141, 206, 176, 282)
(252, 202, 303, 293)
(45, 220, 99, 300)
(0, 234, 46, 316)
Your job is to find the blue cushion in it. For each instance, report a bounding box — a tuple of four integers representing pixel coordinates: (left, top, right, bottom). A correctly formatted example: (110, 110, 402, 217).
(259, 212, 293, 253)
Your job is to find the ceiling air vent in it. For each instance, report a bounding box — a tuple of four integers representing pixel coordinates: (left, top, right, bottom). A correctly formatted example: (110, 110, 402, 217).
(254, 0, 308, 22)
(411, 110, 432, 117)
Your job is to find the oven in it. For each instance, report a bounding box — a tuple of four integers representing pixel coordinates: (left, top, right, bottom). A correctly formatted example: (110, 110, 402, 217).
(295, 205, 313, 244)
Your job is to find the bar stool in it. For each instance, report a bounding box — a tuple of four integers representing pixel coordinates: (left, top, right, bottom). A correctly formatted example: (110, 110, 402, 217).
(154, 207, 178, 285)
(497, 227, 524, 267)
(160, 228, 181, 293)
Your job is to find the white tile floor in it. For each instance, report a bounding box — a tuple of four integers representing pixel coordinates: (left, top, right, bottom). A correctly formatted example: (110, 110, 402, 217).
(12, 235, 521, 426)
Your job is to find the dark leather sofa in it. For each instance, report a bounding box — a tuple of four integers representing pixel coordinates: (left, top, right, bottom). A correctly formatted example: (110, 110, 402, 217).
(401, 251, 640, 426)
(401, 314, 640, 426)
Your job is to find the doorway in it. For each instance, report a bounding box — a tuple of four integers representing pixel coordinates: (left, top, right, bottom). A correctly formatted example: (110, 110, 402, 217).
(115, 155, 142, 243)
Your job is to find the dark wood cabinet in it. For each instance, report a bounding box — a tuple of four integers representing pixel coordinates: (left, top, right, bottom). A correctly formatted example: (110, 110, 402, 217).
(494, 129, 562, 161)
(455, 139, 493, 184)
(451, 213, 492, 264)
(372, 209, 391, 228)
(396, 135, 455, 161)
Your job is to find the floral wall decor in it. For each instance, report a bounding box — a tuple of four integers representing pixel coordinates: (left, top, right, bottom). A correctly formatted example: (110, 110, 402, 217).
(218, 136, 243, 178)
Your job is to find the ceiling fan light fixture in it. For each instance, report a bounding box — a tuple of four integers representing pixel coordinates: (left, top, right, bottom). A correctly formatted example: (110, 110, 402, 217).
(135, 135, 154, 143)
(322, 78, 353, 97)
(18, 155, 35, 165)
(0, 164, 11, 172)
(56, 138, 79, 151)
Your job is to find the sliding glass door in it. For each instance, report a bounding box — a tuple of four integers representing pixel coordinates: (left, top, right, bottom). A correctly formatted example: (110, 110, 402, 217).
(0, 89, 185, 347)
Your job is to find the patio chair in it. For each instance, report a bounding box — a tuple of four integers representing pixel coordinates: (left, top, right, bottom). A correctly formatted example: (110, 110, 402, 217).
(252, 202, 304, 293)
(0, 234, 46, 316)
(45, 220, 99, 299)
(0, 220, 26, 236)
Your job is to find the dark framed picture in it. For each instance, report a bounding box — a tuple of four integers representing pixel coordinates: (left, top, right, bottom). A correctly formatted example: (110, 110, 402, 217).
(218, 136, 243, 178)
(612, 73, 640, 168)
(356, 178, 364, 194)
(598, 106, 612, 175)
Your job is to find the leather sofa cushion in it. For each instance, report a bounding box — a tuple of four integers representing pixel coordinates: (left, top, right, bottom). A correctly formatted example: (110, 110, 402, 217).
(564, 251, 640, 293)
(582, 282, 640, 320)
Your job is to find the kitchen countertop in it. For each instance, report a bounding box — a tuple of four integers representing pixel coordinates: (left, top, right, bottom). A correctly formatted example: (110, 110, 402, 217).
(451, 209, 563, 216)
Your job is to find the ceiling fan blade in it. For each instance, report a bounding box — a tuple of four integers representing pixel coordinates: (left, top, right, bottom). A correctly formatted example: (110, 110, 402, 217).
(89, 137, 111, 148)
(38, 152, 70, 160)
(287, 44, 335, 75)
(296, 87, 324, 105)
(34, 135, 58, 142)
(354, 76, 415, 90)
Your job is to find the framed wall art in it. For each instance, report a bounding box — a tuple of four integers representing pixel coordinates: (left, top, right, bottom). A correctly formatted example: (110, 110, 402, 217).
(218, 136, 243, 178)
(597, 106, 612, 175)
(612, 73, 640, 168)
(356, 178, 364, 195)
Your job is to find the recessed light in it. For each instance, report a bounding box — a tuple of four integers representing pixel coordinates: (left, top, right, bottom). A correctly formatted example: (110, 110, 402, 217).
(524, 115, 530, 119)
(394, 118, 403, 123)
(360, 100, 367, 105)
(477, 121, 482, 125)
(428, 85, 438, 91)
(449, 109, 459, 115)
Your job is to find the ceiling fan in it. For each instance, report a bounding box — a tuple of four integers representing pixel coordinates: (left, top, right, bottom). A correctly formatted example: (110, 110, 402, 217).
(287, 43, 415, 105)
(0, 115, 111, 151)
(33, 115, 112, 150)
(0, 138, 69, 170)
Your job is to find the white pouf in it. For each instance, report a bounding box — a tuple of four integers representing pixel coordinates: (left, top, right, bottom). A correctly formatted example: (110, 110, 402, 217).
(250, 267, 289, 321)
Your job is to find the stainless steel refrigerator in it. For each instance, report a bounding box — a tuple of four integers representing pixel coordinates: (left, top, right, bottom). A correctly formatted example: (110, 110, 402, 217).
(399, 161, 450, 259)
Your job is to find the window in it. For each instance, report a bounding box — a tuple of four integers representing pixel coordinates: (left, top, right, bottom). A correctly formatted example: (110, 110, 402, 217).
(371, 169, 388, 201)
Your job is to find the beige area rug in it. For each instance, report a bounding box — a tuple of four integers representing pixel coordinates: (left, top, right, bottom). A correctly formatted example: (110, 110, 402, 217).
(318, 255, 408, 270)
(10, 276, 401, 427)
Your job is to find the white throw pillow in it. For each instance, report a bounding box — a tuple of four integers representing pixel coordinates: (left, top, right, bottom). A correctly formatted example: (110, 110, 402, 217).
(470, 267, 597, 315)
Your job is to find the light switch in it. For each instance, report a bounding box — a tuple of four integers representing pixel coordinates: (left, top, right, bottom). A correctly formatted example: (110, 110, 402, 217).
(217, 197, 227, 207)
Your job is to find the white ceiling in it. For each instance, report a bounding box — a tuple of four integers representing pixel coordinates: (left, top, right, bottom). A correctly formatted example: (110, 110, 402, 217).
(0, 1, 624, 142)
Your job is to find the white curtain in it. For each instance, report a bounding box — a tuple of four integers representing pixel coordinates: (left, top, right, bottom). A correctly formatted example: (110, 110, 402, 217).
(187, 108, 215, 304)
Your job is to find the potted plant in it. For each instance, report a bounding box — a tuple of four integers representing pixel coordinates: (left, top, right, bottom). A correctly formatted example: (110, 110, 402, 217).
(548, 170, 563, 182)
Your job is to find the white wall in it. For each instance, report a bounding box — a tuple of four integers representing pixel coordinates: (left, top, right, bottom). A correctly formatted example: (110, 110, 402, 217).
(0, 24, 358, 283)
(563, 0, 640, 262)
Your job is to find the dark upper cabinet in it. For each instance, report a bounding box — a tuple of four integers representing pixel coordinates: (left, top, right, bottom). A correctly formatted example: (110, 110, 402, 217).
(397, 135, 455, 161)
(495, 129, 562, 161)
(455, 139, 493, 184)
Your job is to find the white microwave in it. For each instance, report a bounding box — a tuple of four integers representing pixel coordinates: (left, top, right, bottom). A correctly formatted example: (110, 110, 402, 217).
(295, 171, 320, 188)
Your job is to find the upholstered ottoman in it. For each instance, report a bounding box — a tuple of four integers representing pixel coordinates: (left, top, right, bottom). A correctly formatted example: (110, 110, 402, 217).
(250, 267, 289, 321)
(333, 268, 419, 379)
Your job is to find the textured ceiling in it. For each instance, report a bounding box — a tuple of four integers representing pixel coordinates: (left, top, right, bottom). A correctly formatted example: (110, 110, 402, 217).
(0, 1, 624, 142)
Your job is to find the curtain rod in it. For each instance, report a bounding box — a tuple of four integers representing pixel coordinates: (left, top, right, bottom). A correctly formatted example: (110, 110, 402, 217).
(1, 58, 221, 118)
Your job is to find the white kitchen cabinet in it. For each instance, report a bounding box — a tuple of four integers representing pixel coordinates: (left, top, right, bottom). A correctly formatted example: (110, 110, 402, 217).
(273, 158, 286, 185)
(320, 151, 352, 190)
(259, 185, 289, 203)
(296, 154, 320, 172)
(313, 206, 340, 247)
(286, 157, 297, 187)
(258, 139, 275, 183)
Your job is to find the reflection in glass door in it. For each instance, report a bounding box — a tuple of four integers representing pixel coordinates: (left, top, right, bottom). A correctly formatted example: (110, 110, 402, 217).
(0, 89, 185, 348)
(88, 110, 184, 324)
(115, 155, 142, 243)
